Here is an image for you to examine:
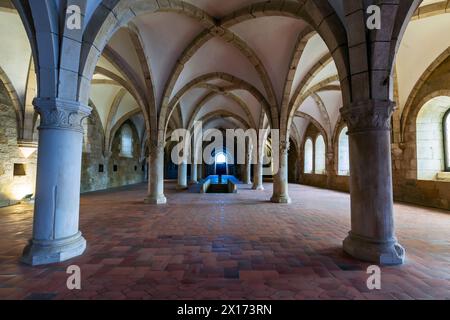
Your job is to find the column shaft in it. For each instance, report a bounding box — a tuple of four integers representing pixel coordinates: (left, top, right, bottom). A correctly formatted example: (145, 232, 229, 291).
(190, 158, 198, 184)
(145, 143, 166, 204)
(197, 164, 203, 180)
(342, 100, 405, 265)
(252, 148, 264, 190)
(177, 161, 188, 190)
(22, 98, 90, 266)
(243, 141, 252, 184)
(271, 145, 291, 203)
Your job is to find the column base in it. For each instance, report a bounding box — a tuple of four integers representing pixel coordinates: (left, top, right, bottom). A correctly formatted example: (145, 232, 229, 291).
(343, 232, 405, 265)
(21, 232, 86, 266)
(252, 184, 264, 191)
(189, 180, 198, 185)
(270, 194, 291, 204)
(176, 185, 188, 190)
(144, 195, 167, 205)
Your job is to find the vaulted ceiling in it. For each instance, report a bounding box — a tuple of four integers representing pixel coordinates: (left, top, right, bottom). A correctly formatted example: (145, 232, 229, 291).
(0, 0, 448, 148)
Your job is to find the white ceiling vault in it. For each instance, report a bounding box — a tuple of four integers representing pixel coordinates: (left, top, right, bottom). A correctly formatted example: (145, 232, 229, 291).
(0, 0, 448, 148)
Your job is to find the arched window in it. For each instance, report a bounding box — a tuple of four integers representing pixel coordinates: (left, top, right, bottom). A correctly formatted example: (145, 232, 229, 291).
(417, 97, 450, 180)
(82, 118, 91, 153)
(314, 135, 326, 174)
(443, 110, 450, 172)
(304, 138, 313, 174)
(120, 124, 133, 158)
(215, 152, 227, 164)
(338, 127, 349, 176)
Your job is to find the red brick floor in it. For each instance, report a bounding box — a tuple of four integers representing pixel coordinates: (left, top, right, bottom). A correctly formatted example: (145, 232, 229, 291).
(0, 182, 449, 300)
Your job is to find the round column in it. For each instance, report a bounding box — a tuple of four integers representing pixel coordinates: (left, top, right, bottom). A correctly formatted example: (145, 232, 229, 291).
(190, 155, 198, 184)
(145, 143, 167, 204)
(252, 147, 264, 190)
(22, 98, 91, 266)
(271, 141, 291, 203)
(177, 161, 188, 190)
(341, 100, 405, 265)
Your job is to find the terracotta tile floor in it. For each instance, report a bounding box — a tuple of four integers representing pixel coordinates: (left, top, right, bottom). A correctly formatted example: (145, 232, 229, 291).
(0, 182, 449, 300)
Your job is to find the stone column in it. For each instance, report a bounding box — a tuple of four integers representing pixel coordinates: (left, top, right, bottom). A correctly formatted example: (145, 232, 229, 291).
(145, 143, 167, 204)
(326, 151, 334, 188)
(341, 100, 405, 265)
(21, 98, 91, 266)
(197, 163, 203, 180)
(271, 141, 291, 203)
(243, 141, 252, 184)
(252, 146, 264, 190)
(190, 151, 198, 184)
(177, 161, 188, 190)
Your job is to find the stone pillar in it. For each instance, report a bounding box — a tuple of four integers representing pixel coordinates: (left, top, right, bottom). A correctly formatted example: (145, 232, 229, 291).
(341, 100, 405, 265)
(145, 143, 166, 204)
(190, 153, 198, 184)
(326, 151, 334, 188)
(177, 161, 188, 190)
(271, 141, 291, 203)
(252, 147, 264, 190)
(21, 98, 91, 266)
(197, 163, 203, 180)
(244, 141, 252, 184)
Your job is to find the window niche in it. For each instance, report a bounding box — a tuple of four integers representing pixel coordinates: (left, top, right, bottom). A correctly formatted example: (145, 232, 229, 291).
(314, 135, 326, 174)
(13, 163, 26, 176)
(416, 97, 450, 180)
(338, 127, 350, 176)
(120, 124, 134, 158)
(304, 138, 313, 174)
(444, 109, 450, 172)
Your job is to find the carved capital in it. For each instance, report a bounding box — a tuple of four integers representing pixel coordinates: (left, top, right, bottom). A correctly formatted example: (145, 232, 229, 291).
(280, 140, 290, 155)
(340, 100, 395, 134)
(34, 98, 91, 133)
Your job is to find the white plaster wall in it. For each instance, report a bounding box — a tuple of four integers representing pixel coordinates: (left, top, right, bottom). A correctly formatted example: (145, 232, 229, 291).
(0, 11, 32, 106)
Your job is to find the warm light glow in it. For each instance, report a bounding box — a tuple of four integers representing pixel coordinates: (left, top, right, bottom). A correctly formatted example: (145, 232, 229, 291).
(11, 184, 33, 201)
(19, 147, 37, 159)
(216, 153, 226, 164)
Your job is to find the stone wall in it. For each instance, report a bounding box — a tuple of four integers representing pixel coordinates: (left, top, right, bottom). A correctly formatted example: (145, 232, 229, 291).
(299, 56, 450, 211)
(0, 82, 37, 207)
(391, 54, 450, 210)
(81, 117, 145, 193)
(80, 108, 108, 192)
(108, 120, 145, 188)
(0, 86, 145, 207)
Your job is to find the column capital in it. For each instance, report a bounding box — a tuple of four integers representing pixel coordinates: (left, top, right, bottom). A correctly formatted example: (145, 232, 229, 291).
(340, 100, 395, 134)
(280, 140, 290, 155)
(33, 98, 92, 133)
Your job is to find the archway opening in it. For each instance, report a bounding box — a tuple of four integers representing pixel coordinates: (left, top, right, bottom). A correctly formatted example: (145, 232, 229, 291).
(215, 151, 228, 176)
(304, 138, 313, 174)
(314, 135, 326, 174)
(416, 96, 450, 180)
(338, 127, 349, 176)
